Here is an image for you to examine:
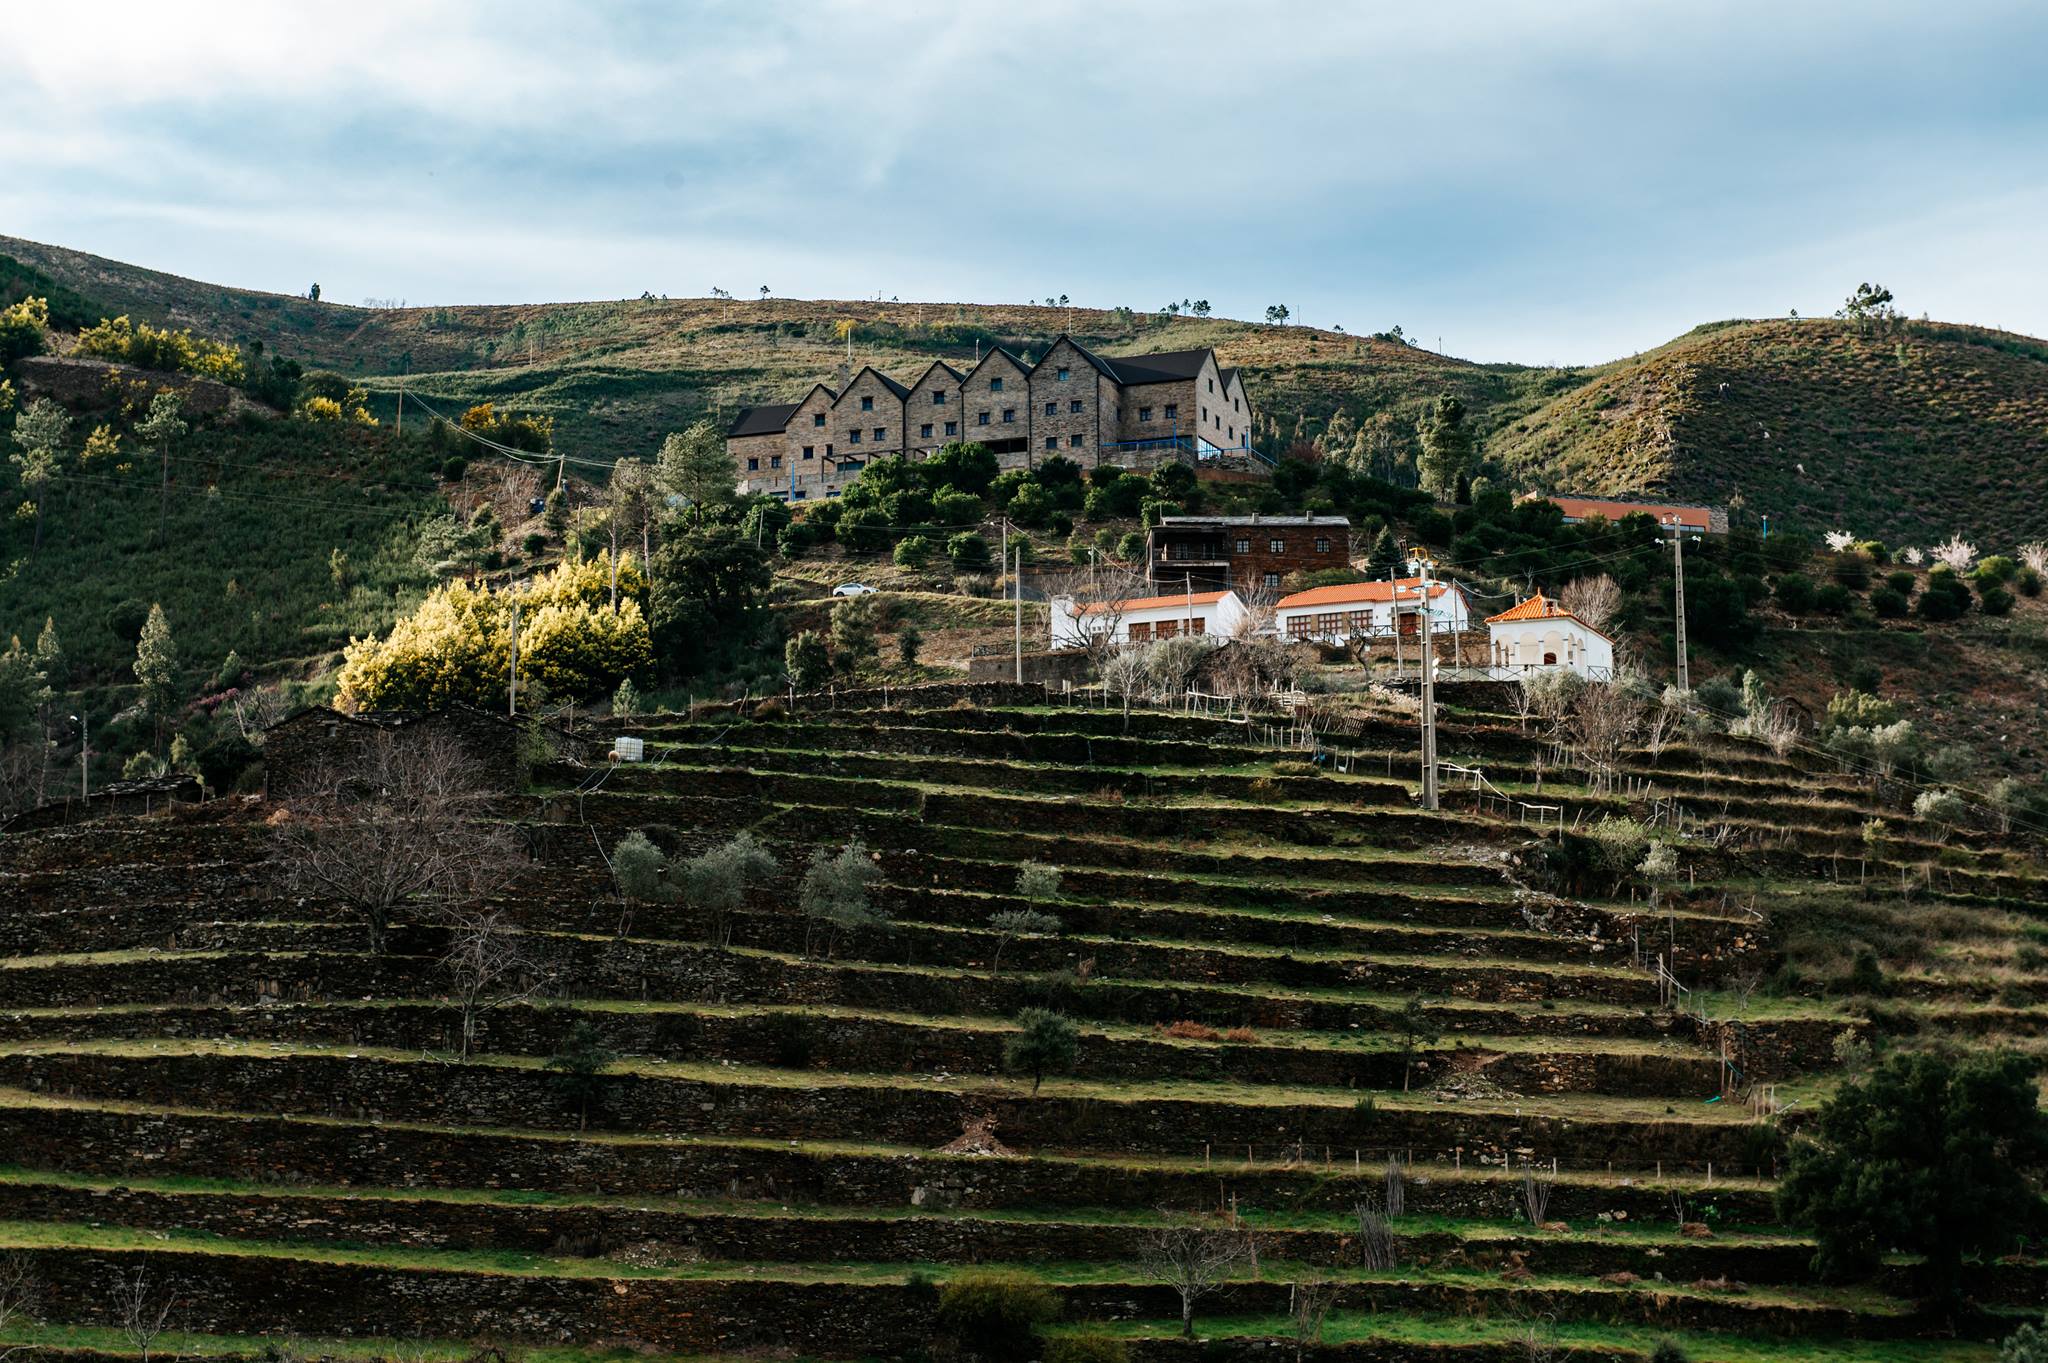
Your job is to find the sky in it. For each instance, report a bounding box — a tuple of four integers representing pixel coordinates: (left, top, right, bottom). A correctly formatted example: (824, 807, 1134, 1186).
(3, 0, 2046, 364)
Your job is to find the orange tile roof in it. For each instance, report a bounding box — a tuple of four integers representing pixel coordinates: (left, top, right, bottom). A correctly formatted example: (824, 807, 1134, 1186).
(1483, 592, 1615, 641)
(1550, 497, 1713, 531)
(1276, 578, 1456, 609)
(1074, 589, 1232, 615)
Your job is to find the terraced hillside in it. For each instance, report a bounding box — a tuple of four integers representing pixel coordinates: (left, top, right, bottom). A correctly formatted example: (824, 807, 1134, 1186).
(0, 688, 2042, 1360)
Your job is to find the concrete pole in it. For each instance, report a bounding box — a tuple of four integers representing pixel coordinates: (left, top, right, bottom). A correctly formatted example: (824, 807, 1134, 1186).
(509, 601, 520, 716)
(1014, 547, 1024, 684)
(1418, 559, 1439, 811)
(1668, 518, 1690, 692)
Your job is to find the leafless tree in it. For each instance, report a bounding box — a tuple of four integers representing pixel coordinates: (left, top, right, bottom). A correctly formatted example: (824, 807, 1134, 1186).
(272, 730, 526, 952)
(109, 1266, 175, 1363)
(1354, 1201, 1397, 1270)
(1231, 576, 1282, 640)
(1141, 1218, 1253, 1340)
(605, 459, 657, 602)
(1384, 1156, 1406, 1217)
(1566, 681, 1642, 792)
(439, 907, 549, 1060)
(1288, 1276, 1337, 1360)
(0, 1255, 38, 1362)
(1521, 1164, 1554, 1226)
(1046, 560, 1151, 664)
(1558, 573, 1621, 632)
(228, 683, 289, 741)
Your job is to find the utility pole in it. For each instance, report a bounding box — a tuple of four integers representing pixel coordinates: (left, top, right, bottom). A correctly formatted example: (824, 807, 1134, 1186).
(508, 601, 520, 716)
(1013, 546, 1024, 683)
(999, 519, 1009, 602)
(1389, 566, 1402, 676)
(1418, 557, 1439, 811)
(72, 713, 88, 803)
(1666, 517, 1691, 693)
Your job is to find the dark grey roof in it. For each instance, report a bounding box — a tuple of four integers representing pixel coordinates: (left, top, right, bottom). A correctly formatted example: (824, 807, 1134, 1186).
(913, 359, 965, 387)
(729, 403, 801, 437)
(1099, 347, 1217, 386)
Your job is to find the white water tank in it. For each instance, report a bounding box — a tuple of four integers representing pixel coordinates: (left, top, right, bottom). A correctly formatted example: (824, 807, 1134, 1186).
(611, 736, 644, 763)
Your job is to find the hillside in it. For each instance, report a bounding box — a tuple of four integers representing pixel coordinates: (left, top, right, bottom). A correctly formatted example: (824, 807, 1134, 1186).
(1, 686, 2043, 1359)
(1488, 319, 2048, 546)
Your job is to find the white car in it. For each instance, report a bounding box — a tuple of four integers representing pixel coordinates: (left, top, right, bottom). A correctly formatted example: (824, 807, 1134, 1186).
(832, 582, 879, 597)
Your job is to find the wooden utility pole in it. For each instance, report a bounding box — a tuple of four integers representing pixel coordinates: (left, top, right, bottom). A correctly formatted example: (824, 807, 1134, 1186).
(508, 601, 520, 716)
(1666, 517, 1691, 692)
(1013, 546, 1024, 683)
(1418, 557, 1439, 811)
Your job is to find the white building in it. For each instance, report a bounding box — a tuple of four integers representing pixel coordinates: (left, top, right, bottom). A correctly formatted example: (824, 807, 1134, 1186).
(1050, 588, 1249, 649)
(1484, 593, 1615, 679)
(1274, 578, 1473, 643)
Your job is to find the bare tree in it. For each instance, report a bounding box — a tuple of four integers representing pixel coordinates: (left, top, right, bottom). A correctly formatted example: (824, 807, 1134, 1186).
(1384, 1156, 1406, 1217)
(109, 1267, 175, 1363)
(1558, 573, 1621, 632)
(1047, 559, 1151, 664)
(1288, 1276, 1336, 1360)
(1521, 1163, 1554, 1226)
(1231, 576, 1282, 640)
(1141, 1218, 1253, 1340)
(604, 459, 656, 604)
(272, 730, 526, 952)
(439, 907, 548, 1060)
(0, 1255, 38, 1362)
(1565, 681, 1642, 793)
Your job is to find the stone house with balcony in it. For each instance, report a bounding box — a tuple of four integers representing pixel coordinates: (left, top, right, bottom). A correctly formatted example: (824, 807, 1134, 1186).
(726, 339, 1262, 501)
(1145, 514, 1351, 593)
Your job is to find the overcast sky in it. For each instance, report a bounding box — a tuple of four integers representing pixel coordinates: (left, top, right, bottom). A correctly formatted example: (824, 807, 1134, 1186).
(4, 1, 2045, 364)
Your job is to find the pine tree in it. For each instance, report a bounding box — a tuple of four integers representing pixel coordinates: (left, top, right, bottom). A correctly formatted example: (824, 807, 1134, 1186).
(134, 391, 187, 544)
(657, 420, 738, 522)
(133, 604, 178, 753)
(1415, 395, 1473, 499)
(11, 398, 70, 553)
(1364, 527, 1404, 579)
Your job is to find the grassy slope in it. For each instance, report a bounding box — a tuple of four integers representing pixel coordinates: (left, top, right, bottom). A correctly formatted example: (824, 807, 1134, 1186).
(1489, 318, 2048, 545)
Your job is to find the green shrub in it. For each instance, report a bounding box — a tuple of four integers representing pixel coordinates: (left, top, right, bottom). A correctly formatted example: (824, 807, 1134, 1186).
(441, 456, 468, 482)
(948, 531, 992, 572)
(1649, 1341, 1692, 1363)
(1884, 570, 1917, 597)
(1853, 540, 1889, 563)
(523, 532, 547, 556)
(1979, 584, 2016, 617)
(1974, 555, 2018, 584)
(1774, 573, 1816, 613)
(935, 1270, 1058, 1360)
(2019, 567, 2044, 598)
(1869, 587, 1908, 619)
(892, 535, 933, 569)
(1812, 583, 1854, 615)
(1915, 573, 1971, 621)
(1832, 557, 1870, 591)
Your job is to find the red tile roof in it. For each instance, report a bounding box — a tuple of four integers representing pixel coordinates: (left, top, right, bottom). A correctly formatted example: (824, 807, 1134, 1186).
(1483, 592, 1615, 641)
(1276, 578, 1457, 609)
(1074, 590, 1232, 616)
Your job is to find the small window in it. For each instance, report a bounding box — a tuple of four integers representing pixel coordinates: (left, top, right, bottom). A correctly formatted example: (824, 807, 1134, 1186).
(1139, 406, 1153, 422)
(933, 390, 947, 404)
(1128, 621, 1153, 642)
(849, 430, 862, 444)
(1164, 403, 1178, 420)
(825, 443, 834, 456)
(812, 413, 825, 427)
(1287, 616, 1309, 638)
(1268, 538, 1284, 553)
(1234, 398, 1241, 412)
(746, 457, 759, 471)
(802, 446, 814, 459)
(793, 489, 807, 500)
(1314, 537, 1329, 553)
(945, 420, 958, 436)
(1235, 537, 1251, 554)
(1057, 366, 1070, 381)
(1045, 436, 1058, 451)
(977, 412, 990, 426)
(873, 427, 886, 440)
(1207, 378, 1214, 392)
(920, 424, 934, 439)
(1068, 434, 1082, 448)
(1264, 572, 1280, 589)
(861, 395, 874, 411)
(770, 455, 782, 469)
(1045, 402, 1057, 416)
(990, 377, 1004, 392)
(1069, 399, 1082, 413)
(1189, 617, 1205, 634)
(1002, 408, 1016, 423)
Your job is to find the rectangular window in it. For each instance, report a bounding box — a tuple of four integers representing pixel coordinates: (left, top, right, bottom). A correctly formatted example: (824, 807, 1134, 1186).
(990, 377, 1004, 392)
(920, 424, 933, 439)
(1235, 537, 1251, 553)
(1057, 367, 1070, 381)
(770, 455, 782, 469)
(1069, 434, 1082, 448)
(1264, 571, 1281, 589)
(977, 412, 990, 426)
(813, 413, 825, 427)
(802, 446, 814, 459)
(1002, 408, 1016, 423)
(1314, 537, 1330, 553)
(1164, 404, 1178, 420)
(825, 443, 834, 456)
(1045, 436, 1058, 451)
(945, 420, 958, 436)
(1128, 621, 1153, 642)
(1045, 402, 1057, 416)
(933, 390, 947, 404)
(873, 427, 886, 440)
(848, 430, 862, 444)
(1069, 399, 1082, 413)
(1234, 397, 1241, 411)
(1188, 617, 1205, 634)
(1268, 538, 1284, 553)
(861, 395, 874, 411)
(1207, 378, 1214, 392)
(793, 489, 807, 500)
(1139, 406, 1153, 422)
(746, 457, 759, 471)
(1156, 619, 1180, 640)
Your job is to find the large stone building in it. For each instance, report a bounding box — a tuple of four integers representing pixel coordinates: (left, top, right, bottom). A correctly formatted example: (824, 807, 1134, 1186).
(727, 339, 1261, 501)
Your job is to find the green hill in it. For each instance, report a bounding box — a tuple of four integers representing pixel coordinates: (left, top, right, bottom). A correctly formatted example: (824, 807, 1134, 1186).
(1488, 318, 2048, 546)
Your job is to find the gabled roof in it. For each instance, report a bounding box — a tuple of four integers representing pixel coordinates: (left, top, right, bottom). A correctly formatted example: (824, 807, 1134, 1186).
(1075, 589, 1234, 616)
(1550, 496, 1714, 532)
(729, 403, 801, 437)
(1040, 336, 1123, 383)
(839, 365, 910, 402)
(1098, 347, 1219, 386)
(1483, 592, 1616, 642)
(963, 344, 1032, 381)
(909, 359, 964, 389)
(1277, 579, 1460, 610)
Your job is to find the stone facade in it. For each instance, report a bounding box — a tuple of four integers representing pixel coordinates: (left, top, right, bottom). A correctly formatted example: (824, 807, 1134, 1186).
(728, 341, 1263, 500)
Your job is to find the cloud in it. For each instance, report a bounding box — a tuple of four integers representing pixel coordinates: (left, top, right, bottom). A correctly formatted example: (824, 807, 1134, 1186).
(2, 1, 2044, 360)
